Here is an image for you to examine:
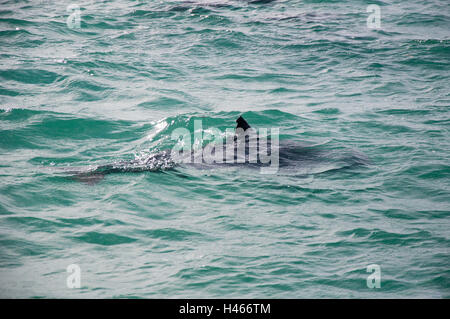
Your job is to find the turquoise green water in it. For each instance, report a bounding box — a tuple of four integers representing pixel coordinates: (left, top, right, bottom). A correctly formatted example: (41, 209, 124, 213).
(0, 0, 449, 298)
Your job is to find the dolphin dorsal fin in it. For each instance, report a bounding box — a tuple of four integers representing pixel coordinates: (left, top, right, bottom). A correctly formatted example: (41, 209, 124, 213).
(236, 116, 251, 131)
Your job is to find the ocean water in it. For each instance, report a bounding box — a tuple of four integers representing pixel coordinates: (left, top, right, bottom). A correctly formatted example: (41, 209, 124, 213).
(0, 0, 449, 298)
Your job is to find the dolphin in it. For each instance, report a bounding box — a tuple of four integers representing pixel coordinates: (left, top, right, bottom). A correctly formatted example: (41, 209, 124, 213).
(60, 116, 368, 184)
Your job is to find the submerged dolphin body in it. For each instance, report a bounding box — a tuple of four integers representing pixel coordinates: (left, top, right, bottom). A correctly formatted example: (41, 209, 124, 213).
(65, 116, 368, 184)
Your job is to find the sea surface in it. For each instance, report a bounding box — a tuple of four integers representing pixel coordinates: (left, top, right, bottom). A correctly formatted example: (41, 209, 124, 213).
(0, 0, 449, 298)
